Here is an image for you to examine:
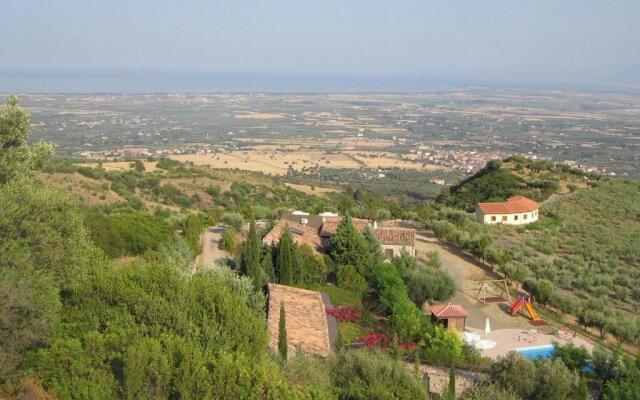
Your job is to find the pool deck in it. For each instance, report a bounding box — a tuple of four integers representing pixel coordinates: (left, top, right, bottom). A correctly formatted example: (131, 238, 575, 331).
(467, 328, 594, 360)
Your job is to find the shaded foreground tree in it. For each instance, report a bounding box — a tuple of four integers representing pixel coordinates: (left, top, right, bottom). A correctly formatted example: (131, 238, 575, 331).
(329, 350, 428, 399)
(462, 385, 520, 400)
(0, 95, 53, 185)
(488, 352, 587, 400)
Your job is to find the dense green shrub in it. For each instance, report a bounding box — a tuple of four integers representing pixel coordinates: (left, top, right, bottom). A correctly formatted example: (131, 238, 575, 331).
(392, 250, 455, 306)
(336, 264, 368, 295)
(84, 210, 175, 257)
(329, 350, 428, 399)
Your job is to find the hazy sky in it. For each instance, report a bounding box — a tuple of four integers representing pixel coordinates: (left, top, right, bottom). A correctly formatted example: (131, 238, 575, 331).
(1, 0, 639, 89)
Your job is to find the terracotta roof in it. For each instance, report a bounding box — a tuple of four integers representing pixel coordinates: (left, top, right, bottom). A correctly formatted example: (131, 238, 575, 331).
(476, 195, 539, 214)
(266, 216, 416, 251)
(429, 304, 469, 318)
(373, 228, 415, 246)
(262, 219, 323, 252)
(319, 218, 415, 246)
(319, 217, 370, 237)
(267, 283, 331, 357)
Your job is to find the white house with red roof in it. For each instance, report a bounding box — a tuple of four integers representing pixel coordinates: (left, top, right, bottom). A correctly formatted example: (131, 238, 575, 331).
(475, 195, 539, 225)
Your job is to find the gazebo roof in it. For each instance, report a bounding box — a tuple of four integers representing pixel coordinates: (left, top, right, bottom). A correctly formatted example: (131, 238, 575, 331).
(429, 304, 469, 318)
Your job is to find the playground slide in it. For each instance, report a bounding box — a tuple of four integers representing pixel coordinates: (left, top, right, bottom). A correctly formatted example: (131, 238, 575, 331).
(509, 298, 523, 315)
(525, 301, 540, 321)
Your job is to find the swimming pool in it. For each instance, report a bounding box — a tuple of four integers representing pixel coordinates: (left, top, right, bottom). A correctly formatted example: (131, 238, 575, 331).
(515, 345, 555, 360)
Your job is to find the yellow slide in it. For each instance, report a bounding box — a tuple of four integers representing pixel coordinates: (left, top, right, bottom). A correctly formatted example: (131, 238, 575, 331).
(525, 301, 539, 321)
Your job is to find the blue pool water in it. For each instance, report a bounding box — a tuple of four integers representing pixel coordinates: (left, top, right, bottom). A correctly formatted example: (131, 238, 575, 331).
(516, 345, 594, 373)
(515, 345, 555, 360)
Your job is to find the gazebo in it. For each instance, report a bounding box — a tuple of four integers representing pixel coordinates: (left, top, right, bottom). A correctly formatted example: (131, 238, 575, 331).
(428, 304, 469, 332)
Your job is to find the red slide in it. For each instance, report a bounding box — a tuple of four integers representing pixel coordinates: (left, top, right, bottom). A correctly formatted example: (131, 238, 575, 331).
(509, 298, 523, 315)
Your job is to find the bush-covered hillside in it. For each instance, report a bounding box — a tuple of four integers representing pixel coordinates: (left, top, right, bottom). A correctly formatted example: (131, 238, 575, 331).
(441, 157, 596, 211)
(42, 159, 332, 216)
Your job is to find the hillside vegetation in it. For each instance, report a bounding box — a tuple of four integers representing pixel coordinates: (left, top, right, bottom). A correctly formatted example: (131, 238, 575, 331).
(38, 159, 335, 259)
(508, 178, 640, 319)
(3, 96, 639, 399)
(441, 157, 595, 211)
(1, 95, 439, 399)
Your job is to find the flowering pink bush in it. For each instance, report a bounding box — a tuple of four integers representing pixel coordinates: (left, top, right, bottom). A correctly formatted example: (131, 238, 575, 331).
(325, 306, 362, 323)
(359, 333, 389, 349)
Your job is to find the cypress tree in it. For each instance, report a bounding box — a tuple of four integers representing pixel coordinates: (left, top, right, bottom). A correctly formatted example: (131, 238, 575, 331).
(291, 244, 304, 284)
(277, 230, 293, 285)
(241, 219, 264, 288)
(261, 245, 275, 282)
(446, 365, 456, 400)
(278, 303, 288, 360)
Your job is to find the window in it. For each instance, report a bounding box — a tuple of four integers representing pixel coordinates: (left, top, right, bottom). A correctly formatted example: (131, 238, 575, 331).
(502, 216, 507, 222)
(384, 249, 394, 258)
(491, 216, 496, 222)
(524, 213, 528, 219)
(514, 215, 519, 221)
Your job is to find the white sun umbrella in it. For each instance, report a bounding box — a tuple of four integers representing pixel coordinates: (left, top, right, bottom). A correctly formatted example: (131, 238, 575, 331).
(485, 318, 491, 337)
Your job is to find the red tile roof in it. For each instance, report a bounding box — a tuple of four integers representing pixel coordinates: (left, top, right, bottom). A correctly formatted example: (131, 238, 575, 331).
(430, 304, 469, 318)
(319, 217, 371, 237)
(267, 283, 331, 357)
(262, 220, 323, 252)
(476, 195, 539, 214)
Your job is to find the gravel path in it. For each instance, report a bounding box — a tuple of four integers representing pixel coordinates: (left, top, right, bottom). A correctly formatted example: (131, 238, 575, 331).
(193, 225, 230, 273)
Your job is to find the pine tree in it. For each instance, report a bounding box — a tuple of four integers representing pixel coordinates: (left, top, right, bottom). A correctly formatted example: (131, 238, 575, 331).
(330, 216, 371, 275)
(277, 230, 293, 285)
(363, 226, 383, 264)
(278, 303, 288, 361)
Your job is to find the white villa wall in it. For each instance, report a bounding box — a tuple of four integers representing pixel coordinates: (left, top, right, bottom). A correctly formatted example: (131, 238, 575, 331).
(475, 208, 539, 225)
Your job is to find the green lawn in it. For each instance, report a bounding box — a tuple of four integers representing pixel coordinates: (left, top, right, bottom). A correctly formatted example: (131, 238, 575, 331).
(301, 283, 363, 310)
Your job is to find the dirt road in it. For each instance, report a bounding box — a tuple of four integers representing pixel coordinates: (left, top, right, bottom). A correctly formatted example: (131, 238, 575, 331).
(194, 226, 230, 271)
(415, 231, 530, 331)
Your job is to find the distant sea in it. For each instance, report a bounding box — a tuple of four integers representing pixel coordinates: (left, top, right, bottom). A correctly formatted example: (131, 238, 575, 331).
(0, 69, 465, 94)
